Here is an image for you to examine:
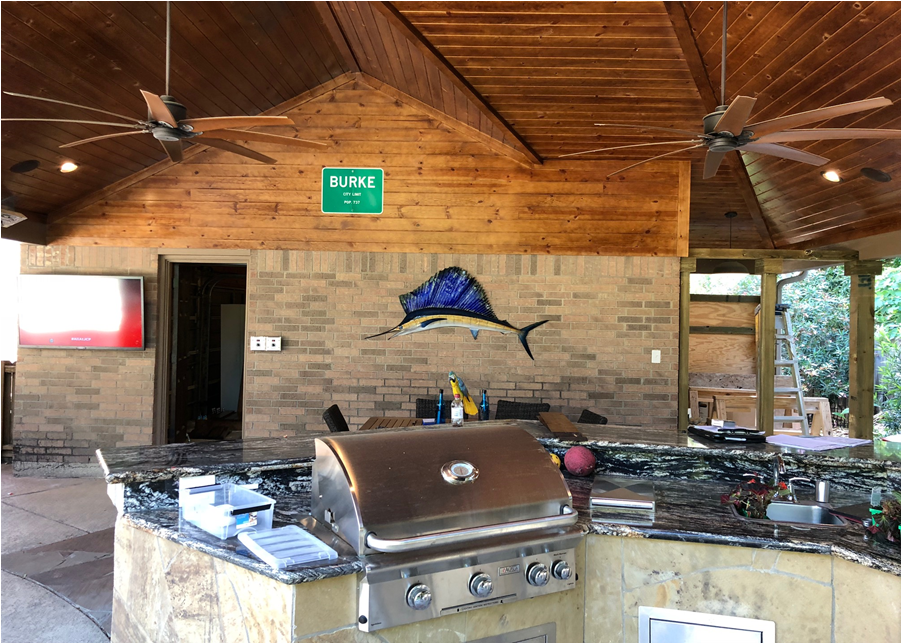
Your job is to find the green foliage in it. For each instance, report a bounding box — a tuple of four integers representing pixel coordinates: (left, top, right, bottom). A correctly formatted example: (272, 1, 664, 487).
(876, 258, 901, 436)
(781, 267, 850, 399)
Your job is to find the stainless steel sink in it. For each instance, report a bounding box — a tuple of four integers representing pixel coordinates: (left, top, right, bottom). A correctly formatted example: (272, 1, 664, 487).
(729, 501, 849, 527)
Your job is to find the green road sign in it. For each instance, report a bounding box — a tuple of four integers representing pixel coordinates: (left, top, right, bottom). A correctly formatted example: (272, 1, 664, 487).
(321, 167, 384, 214)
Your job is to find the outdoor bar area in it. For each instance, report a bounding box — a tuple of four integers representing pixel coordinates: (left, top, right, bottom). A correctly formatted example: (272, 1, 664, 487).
(2, 2, 901, 643)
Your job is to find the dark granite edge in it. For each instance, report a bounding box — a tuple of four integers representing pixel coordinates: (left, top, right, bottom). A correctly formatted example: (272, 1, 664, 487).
(103, 457, 314, 485)
(122, 513, 364, 584)
(580, 514, 901, 578)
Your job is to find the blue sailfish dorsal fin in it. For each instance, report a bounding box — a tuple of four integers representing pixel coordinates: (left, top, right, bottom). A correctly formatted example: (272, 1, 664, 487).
(399, 267, 498, 319)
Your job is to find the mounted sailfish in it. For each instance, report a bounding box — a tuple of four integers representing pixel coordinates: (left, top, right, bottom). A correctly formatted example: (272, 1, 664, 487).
(366, 267, 549, 360)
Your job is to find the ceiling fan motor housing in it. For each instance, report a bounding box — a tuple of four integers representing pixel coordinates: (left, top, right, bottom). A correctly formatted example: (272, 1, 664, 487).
(703, 106, 729, 134)
(160, 95, 187, 122)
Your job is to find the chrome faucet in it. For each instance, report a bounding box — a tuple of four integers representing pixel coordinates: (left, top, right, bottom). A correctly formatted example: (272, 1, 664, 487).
(787, 477, 812, 503)
(772, 454, 786, 487)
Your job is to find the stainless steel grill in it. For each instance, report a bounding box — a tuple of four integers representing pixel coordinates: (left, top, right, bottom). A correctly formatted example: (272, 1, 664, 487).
(311, 424, 581, 632)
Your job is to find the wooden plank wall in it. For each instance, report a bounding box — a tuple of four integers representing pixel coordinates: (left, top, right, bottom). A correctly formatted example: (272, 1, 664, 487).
(49, 78, 689, 257)
(688, 297, 758, 376)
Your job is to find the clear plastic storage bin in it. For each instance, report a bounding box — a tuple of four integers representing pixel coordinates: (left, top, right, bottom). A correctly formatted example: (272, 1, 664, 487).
(179, 482, 275, 540)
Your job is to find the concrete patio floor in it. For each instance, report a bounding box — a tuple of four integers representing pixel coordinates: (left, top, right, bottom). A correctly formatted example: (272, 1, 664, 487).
(1, 464, 116, 643)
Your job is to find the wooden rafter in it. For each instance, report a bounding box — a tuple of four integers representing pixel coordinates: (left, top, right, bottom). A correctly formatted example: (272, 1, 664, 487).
(369, 1, 542, 165)
(312, 2, 360, 73)
(663, 1, 776, 249)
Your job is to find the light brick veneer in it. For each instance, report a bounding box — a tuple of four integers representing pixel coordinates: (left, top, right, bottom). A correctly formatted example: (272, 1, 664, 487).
(12, 246, 679, 469)
(243, 251, 679, 438)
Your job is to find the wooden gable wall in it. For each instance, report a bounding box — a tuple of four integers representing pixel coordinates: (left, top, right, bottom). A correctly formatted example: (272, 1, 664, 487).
(48, 76, 690, 257)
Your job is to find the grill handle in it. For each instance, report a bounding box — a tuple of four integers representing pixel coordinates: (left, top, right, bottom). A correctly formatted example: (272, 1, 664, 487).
(364, 506, 577, 553)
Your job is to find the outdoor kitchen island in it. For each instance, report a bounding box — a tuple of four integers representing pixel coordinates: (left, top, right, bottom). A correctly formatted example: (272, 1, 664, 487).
(99, 422, 901, 643)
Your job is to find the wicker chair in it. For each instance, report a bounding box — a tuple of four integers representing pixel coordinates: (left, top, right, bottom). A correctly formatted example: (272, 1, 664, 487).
(494, 400, 550, 420)
(578, 409, 608, 425)
(322, 404, 350, 433)
(416, 397, 454, 421)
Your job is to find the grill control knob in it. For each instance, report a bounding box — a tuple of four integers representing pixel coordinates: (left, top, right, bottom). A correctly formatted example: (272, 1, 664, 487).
(526, 562, 550, 587)
(552, 560, 572, 581)
(406, 584, 432, 610)
(469, 573, 493, 598)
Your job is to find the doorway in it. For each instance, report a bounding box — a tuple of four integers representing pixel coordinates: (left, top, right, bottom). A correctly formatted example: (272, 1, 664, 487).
(154, 252, 249, 444)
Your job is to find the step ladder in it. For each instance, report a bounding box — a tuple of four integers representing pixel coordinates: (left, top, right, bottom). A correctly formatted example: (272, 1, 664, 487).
(773, 305, 810, 436)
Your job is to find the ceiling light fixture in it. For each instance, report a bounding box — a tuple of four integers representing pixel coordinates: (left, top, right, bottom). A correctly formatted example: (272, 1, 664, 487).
(10, 159, 40, 173)
(713, 211, 750, 274)
(821, 170, 842, 183)
(59, 161, 78, 173)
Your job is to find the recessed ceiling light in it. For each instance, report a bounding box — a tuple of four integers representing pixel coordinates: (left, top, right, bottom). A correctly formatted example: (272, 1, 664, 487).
(10, 159, 40, 173)
(59, 162, 78, 173)
(821, 170, 842, 183)
(861, 167, 892, 183)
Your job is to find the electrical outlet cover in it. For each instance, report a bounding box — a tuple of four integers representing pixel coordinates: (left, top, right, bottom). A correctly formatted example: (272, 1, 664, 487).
(651, 349, 661, 364)
(250, 336, 265, 351)
(266, 336, 282, 351)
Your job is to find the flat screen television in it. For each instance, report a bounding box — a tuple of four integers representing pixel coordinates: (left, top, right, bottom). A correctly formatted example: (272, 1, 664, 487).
(18, 275, 145, 350)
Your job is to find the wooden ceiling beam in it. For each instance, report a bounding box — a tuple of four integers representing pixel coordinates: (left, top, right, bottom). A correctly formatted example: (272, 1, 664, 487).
(314, 2, 361, 73)
(663, 1, 775, 249)
(370, 2, 542, 165)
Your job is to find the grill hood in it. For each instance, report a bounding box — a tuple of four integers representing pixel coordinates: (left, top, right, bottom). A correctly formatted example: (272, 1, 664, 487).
(311, 424, 575, 554)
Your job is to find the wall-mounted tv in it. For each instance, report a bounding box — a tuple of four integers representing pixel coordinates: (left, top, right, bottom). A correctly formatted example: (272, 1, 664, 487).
(18, 275, 144, 350)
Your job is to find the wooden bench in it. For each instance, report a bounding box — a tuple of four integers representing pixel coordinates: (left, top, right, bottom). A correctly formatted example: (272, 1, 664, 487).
(690, 386, 833, 435)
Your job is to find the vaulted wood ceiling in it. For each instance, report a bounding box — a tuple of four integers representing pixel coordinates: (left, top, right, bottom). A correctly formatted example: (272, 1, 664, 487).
(2, 1, 899, 251)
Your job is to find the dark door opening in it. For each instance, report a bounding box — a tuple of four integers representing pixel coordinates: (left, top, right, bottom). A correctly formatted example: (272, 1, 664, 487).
(168, 263, 246, 443)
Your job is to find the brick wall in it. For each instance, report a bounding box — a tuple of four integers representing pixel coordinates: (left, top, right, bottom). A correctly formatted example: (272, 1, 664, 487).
(12, 246, 679, 469)
(244, 251, 680, 438)
(13, 246, 157, 472)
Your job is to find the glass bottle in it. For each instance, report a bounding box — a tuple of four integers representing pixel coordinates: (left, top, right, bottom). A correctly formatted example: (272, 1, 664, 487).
(436, 389, 444, 424)
(479, 390, 490, 421)
(451, 394, 464, 427)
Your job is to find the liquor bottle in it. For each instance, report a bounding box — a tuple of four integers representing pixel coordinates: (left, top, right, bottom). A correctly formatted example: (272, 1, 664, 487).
(479, 390, 490, 421)
(451, 394, 464, 427)
(436, 389, 444, 424)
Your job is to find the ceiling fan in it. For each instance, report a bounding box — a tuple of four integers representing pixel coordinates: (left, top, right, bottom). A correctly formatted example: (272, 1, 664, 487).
(0, 2, 327, 164)
(560, 1, 901, 179)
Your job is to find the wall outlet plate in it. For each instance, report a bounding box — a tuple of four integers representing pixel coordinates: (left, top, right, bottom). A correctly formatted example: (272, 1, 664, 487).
(651, 349, 661, 364)
(265, 336, 282, 351)
(250, 336, 266, 351)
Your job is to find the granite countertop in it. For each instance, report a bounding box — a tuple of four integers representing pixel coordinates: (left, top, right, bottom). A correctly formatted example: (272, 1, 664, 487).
(126, 473, 901, 585)
(97, 420, 901, 485)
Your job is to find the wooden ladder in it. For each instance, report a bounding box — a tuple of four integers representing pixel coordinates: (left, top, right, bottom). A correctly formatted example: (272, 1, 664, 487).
(774, 306, 810, 436)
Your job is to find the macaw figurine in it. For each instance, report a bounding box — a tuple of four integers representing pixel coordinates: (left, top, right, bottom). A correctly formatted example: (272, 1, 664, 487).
(448, 371, 479, 416)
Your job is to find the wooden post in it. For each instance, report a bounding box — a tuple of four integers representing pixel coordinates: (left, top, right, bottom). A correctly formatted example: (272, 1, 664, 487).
(678, 258, 696, 433)
(755, 259, 782, 436)
(846, 261, 882, 439)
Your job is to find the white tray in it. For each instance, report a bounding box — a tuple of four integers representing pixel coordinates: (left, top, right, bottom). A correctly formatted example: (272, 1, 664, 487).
(237, 525, 338, 570)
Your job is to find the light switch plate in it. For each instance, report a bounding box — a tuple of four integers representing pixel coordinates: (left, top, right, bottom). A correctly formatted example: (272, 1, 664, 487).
(265, 336, 282, 351)
(651, 349, 661, 363)
(250, 336, 265, 351)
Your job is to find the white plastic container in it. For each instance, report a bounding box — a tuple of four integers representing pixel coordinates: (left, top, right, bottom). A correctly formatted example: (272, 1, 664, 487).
(238, 525, 338, 570)
(179, 482, 275, 540)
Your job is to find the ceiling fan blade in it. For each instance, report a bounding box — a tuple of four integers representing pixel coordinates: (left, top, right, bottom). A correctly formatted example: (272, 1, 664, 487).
(1, 118, 138, 128)
(159, 139, 183, 163)
(3, 91, 143, 124)
(606, 144, 705, 178)
(200, 137, 277, 164)
(197, 129, 328, 149)
(180, 116, 294, 132)
(594, 123, 706, 138)
(747, 97, 892, 138)
(558, 140, 701, 159)
(713, 96, 757, 135)
(703, 151, 728, 179)
(756, 128, 901, 144)
(140, 90, 177, 127)
(741, 142, 829, 166)
(60, 130, 146, 149)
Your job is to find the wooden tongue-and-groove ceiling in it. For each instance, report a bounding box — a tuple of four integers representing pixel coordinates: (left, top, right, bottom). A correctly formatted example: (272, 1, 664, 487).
(2, 1, 900, 251)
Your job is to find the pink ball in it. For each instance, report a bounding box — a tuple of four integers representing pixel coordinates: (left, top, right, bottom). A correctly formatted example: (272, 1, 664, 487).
(564, 446, 596, 477)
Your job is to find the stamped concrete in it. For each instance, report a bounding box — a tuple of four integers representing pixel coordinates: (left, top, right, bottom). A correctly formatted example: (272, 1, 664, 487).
(1, 465, 114, 643)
